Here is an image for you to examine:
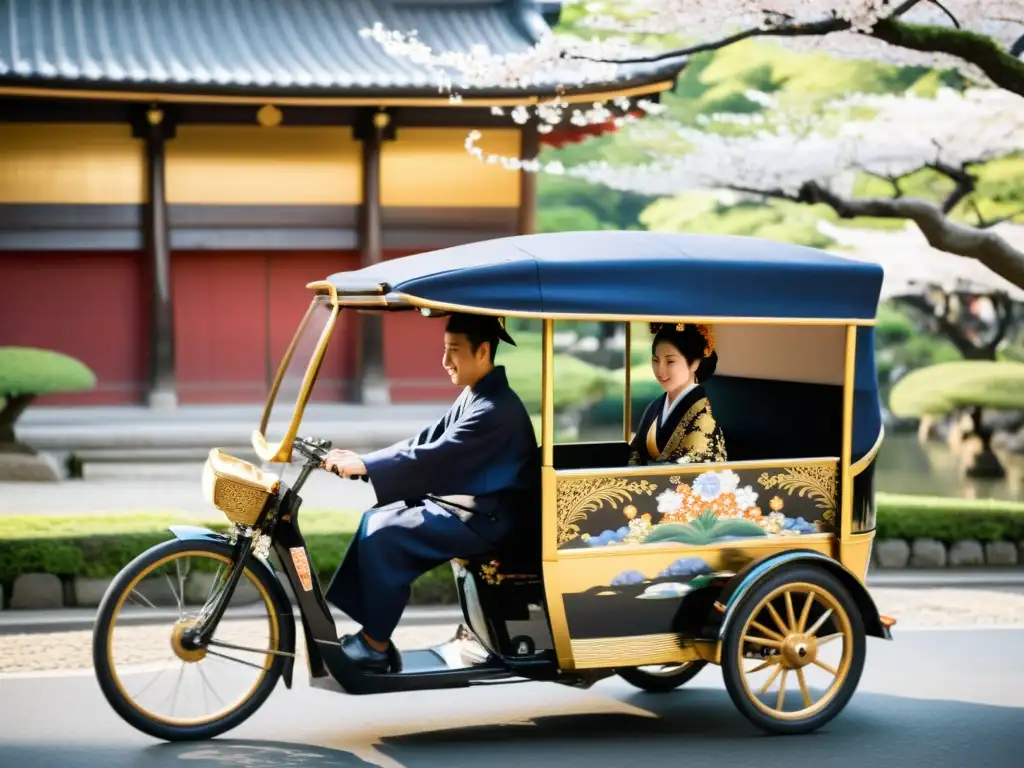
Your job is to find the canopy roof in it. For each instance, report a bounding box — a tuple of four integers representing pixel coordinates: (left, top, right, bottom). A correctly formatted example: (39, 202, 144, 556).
(327, 231, 885, 321)
(0, 0, 683, 101)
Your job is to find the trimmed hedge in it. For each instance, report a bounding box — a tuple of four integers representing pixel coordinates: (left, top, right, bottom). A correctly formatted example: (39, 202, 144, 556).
(874, 492, 1024, 543)
(0, 347, 96, 397)
(4, 494, 1024, 605)
(0, 511, 457, 605)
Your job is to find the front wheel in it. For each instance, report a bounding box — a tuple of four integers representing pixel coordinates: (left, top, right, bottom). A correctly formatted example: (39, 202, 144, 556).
(720, 566, 866, 735)
(616, 661, 707, 693)
(92, 537, 291, 741)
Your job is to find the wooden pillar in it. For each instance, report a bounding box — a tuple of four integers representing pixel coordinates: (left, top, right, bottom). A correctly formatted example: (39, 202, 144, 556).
(354, 110, 395, 405)
(519, 123, 539, 235)
(134, 107, 177, 409)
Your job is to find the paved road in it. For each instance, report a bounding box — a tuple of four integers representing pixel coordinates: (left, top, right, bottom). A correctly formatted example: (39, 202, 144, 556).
(0, 627, 1020, 767)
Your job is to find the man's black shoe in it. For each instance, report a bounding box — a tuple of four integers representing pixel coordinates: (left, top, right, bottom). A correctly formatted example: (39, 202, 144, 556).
(339, 634, 400, 673)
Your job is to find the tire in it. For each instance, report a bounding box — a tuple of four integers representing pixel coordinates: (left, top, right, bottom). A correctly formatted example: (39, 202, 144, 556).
(720, 565, 866, 735)
(616, 661, 707, 692)
(92, 537, 291, 741)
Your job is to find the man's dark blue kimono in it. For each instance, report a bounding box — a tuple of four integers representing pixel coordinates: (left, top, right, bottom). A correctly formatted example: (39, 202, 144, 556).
(325, 365, 538, 643)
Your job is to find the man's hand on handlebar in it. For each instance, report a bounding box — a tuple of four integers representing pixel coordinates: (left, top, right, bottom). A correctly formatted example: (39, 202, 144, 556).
(323, 449, 368, 481)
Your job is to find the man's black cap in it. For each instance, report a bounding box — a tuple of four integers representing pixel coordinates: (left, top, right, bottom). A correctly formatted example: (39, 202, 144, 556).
(444, 312, 516, 346)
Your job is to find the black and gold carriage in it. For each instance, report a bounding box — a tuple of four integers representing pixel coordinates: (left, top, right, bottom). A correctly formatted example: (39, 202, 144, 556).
(92, 231, 893, 741)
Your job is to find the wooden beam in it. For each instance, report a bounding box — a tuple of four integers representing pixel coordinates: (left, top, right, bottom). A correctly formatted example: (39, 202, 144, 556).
(353, 110, 396, 405)
(519, 123, 540, 235)
(133, 107, 178, 409)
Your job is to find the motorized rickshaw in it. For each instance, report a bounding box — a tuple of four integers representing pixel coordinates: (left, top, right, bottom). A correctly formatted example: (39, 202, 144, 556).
(92, 230, 894, 742)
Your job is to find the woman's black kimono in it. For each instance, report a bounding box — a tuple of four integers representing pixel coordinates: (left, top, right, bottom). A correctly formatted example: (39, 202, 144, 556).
(628, 384, 727, 466)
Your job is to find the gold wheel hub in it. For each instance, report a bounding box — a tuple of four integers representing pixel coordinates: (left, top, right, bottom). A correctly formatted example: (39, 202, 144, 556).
(779, 633, 818, 669)
(170, 619, 208, 663)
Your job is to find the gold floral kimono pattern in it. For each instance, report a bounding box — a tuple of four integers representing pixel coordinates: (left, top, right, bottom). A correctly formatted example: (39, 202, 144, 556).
(628, 386, 727, 466)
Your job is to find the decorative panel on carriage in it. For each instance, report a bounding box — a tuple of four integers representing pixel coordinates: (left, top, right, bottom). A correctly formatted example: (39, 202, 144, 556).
(548, 459, 840, 668)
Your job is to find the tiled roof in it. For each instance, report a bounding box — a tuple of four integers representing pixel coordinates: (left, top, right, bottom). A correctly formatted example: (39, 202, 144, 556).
(0, 0, 683, 99)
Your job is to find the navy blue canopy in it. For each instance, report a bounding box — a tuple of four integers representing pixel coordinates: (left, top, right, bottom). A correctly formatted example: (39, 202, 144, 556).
(327, 231, 884, 321)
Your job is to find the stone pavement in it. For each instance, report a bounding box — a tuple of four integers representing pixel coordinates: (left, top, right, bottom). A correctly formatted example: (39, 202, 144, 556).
(2, 587, 1023, 674)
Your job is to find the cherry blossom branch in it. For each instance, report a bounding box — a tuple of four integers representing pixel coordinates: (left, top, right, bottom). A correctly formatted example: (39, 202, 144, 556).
(564, 1, 923, 63)
(869, 18, 1024, 97)
(927, 0, 961, 28)
(733, 181, 1024, 287)
(566, 1, 1024, 99)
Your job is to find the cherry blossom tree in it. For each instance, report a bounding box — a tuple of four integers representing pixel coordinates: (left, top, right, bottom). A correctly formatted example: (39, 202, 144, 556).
(571, 84, 1024, 286)
(362, 0, 1024, 284)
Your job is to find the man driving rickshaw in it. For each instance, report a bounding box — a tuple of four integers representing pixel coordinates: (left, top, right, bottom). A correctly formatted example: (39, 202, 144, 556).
(322, 313, 539, 673)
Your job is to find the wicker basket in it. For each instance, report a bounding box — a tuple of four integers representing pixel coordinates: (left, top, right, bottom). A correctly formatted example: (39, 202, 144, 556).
(201, 449, 281, 527)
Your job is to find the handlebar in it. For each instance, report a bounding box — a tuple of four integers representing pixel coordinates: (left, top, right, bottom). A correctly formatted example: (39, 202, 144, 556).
(292, 436, 369, 482)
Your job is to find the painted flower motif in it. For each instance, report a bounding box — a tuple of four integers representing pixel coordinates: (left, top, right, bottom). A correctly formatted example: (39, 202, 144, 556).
(770, 496, 784, 512)
(623, 505, 637, 520)
(768, 511, 786, 527)
(692, 472, 722, 502)
(717, 469, 741, 494)
(733, 485, 759, 510)
(783, 516, 818, 535)
(676, 455, 692, 464)
(641, 513, 652, 522)
(657, 490, 683, 513)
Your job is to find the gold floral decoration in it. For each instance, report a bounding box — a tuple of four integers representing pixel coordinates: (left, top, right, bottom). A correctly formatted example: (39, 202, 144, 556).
(478, 560, 505, 586)
(556, 477, 658, 544)
(758, 465, 838, 523)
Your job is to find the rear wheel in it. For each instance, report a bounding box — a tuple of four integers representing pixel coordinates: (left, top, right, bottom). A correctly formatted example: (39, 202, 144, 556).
(92, 538, 290, 741)
(721, 566, 866, 735)
(616, 661, 707, 693)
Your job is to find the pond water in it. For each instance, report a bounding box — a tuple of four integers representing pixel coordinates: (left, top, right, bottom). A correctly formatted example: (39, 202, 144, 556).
(876, 433, 1024, 501)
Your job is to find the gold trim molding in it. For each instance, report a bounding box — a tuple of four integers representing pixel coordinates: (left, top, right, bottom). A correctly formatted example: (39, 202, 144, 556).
(570, 633, 706, 668)
(0, 80, 675, 108)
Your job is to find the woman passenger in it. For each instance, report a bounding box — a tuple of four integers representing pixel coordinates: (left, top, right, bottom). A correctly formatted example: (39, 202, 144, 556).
(627, 322, 727, 466)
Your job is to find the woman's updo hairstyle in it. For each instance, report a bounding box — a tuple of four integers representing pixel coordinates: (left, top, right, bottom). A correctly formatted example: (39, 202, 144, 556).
(649, 322, 718, 382)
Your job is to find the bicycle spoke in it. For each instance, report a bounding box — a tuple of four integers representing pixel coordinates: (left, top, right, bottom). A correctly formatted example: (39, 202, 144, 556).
(776, 668, 789, 711)
(806, 608, 834, 637)
(757, 664, 783, 695)
(743, 634, 781, 649)
(128, 589, 158, 610)
(797, 591, 815, 633)
(765, 602, 789, 636)
(198, 664, 227, 709)
(796, 667, 813, 709)
(784, 592, 797, 634)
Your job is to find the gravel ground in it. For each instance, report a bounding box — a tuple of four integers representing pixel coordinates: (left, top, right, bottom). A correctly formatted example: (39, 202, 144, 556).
(2, 587, 1022, 674)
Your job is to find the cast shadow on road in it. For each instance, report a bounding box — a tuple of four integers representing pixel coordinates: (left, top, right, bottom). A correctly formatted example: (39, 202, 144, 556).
(3, 690, 1020, 767)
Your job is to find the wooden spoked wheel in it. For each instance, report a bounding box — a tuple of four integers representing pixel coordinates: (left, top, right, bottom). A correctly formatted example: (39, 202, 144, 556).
(721, 567, 866, 734)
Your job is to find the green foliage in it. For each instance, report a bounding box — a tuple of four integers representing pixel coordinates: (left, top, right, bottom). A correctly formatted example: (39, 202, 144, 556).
(644, 510, 768, 545)
(889, 361, 1024, 417)
(641, 193, 839, 249)
(875, 492, 1024, 543)
(875, 304, 916, 346)
(537, 175, 656, 232)
(0, 510, 459, 604)
(0, 347, 96, 397)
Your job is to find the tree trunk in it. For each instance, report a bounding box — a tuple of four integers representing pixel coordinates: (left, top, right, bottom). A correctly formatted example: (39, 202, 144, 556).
(964, 405, 1005, 479)
(0, 394, 36, 454)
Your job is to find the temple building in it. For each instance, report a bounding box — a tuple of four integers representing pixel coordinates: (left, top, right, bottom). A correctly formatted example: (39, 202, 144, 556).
(0, 0, 685, 407)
